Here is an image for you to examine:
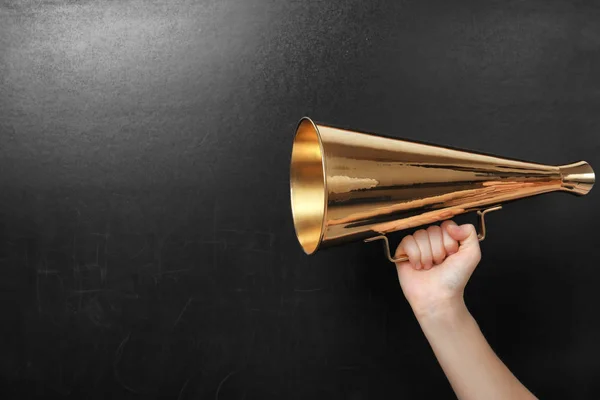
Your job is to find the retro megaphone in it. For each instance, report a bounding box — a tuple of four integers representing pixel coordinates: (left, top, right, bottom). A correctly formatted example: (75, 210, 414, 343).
(289, 117, 594, 262)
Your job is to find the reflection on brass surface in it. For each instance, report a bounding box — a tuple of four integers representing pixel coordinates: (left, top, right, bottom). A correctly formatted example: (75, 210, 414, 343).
(290, 117, 595, 257)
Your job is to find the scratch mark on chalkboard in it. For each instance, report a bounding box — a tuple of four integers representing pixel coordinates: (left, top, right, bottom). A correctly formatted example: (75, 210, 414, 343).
(39, 269, 60, 275)
(294, 287, 324, 292)
(72, 220, 78, 268)
(139, 267, 192, 285)
(220, 229, 275, 240)
(69, 289, 115, 295)
(218, 229, 276, 253)
(215, 370, 236, 400)
(90, 232, 111, 239)
(174, 297, 193, 328)
(246, 249, 274, 255)
(72, 209, 82, 310)
(178, 378, 190, 400)
(74, 262, 83, 311)
(184, 239, 224, 246)
(130, 243, 148, 259)
(104, 229, 109, 284)
(213, 202, 218, 269)
(35, 267, 41, 315)
(159, 268, 192, 276)
(38, 268, 65, 293)
(92, 229, 110, 285)
(81, 262, 100, 270)
(67, 289, 138, 300)
(197, 131, 211, 149)
(114, 332, 138, 394)
(338, 366, 360, 371)
(72, 235, 79, 273)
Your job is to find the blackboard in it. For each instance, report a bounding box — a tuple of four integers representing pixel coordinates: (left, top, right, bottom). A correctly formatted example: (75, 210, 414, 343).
(1, 0, 599, 398)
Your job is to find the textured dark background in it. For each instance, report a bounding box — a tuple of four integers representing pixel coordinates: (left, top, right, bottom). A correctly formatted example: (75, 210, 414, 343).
(1, 0, 599, 398)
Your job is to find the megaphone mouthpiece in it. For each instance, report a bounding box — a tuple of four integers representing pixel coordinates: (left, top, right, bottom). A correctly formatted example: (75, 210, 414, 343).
(560, 161, 595, 195)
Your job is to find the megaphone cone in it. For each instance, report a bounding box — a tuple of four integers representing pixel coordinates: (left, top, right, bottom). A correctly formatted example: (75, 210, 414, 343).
(290, 117, 594, 261)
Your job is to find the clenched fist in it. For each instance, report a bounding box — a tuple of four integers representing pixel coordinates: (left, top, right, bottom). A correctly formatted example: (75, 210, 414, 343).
(395, 220, 481, 319)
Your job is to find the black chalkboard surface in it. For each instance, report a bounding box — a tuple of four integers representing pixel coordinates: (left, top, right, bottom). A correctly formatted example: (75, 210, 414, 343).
(1, 0, 599, 398)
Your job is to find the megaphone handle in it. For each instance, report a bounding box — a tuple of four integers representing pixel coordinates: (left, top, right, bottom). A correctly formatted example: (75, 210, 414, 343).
(476, 205, 503, 241)
(365, 205, 503, 263)
(364, 235, 409, 263)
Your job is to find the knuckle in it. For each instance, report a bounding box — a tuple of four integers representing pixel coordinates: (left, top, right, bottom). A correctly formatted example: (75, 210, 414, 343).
(400, 235, 414, 248)
(441, 219, 456, 228)
(399, 237, 417, 255)
(427, 225, 441, 234)
(434, 245, 445, 256)
(444, 238, 459, 254)
(432, 246, 446, 261)
(414, 229, 427, 239)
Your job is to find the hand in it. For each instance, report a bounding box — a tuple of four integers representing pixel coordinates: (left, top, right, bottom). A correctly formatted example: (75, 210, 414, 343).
(394, 222, 538, 400)
(394, 220, 481, 319)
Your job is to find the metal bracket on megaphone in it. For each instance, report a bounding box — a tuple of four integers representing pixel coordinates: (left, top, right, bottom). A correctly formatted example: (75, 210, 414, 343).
(364, 205, 503, 264)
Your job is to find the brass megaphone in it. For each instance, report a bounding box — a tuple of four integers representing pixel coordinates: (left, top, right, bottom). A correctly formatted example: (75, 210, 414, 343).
(290, 117, 595, 262)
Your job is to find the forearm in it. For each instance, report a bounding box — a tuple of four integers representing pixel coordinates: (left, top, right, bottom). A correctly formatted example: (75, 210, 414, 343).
(415, 299, 537, 400)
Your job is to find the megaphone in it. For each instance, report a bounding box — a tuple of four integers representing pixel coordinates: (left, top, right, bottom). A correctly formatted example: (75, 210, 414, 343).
(289, 117, 595, 262)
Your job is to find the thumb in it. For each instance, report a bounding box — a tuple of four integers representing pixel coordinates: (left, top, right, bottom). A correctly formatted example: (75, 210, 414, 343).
(446, 223, 479, 247)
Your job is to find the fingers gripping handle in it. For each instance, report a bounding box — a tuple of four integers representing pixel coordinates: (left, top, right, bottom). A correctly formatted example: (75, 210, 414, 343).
(365, 205, 503, 263)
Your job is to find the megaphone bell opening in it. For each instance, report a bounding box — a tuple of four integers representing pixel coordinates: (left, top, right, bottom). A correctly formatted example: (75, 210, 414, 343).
(290, 118, 327, 254)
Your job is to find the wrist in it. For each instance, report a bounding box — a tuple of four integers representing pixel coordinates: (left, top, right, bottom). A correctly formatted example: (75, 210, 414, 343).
(412, 296, 469, 325)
